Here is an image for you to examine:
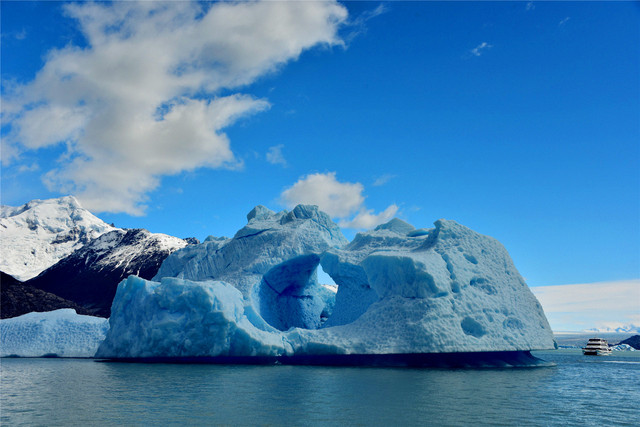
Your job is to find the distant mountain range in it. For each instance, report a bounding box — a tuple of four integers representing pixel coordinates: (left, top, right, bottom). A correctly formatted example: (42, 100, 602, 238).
(586, 325, 640, 334)
(1, 197, 196, 318)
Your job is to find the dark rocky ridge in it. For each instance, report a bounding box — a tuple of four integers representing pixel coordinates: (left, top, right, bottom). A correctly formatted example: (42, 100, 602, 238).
(1, 271, 93, 319)
(25, 228, 190, 317)
(616, 335, 640, 350)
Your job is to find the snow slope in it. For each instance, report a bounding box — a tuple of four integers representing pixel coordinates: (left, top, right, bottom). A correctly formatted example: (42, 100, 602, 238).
(0, 309, 108, 357)
(97, 207, 555, 358)
(0, 196, 114, 280)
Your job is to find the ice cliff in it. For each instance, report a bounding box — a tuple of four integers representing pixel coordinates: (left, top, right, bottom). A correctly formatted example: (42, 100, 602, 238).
(0, 309, 108, 357)
(96, 206, 555, 359)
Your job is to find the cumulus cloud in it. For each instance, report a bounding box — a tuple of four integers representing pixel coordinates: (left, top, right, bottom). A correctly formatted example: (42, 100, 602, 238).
(266, 144, 287, 167)
(281, 172, 398, 229)
(470, 42, 493, 57)
(2, 0, 348, 215)
(530, 279, 640, 331)
(281, 172, 364, 218)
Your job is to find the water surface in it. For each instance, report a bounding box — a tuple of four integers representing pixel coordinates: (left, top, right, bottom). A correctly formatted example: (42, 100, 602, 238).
(2, 350, 638, 426)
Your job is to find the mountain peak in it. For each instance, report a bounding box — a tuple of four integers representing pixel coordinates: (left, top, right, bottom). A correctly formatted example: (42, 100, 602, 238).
(0, 196, 115, 280)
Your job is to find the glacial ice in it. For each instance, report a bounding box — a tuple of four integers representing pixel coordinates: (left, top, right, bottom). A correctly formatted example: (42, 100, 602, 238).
(96, 205, 555, 359)
(611, 344, 636, 351)
(0, 309, 109, 357)
(97, 276, 289, 358)
(153, 204, 348, 331)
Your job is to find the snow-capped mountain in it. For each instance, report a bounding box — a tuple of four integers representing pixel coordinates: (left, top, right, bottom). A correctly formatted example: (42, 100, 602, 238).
(25, 228, 193, 317)
(0, 196, 114, 281)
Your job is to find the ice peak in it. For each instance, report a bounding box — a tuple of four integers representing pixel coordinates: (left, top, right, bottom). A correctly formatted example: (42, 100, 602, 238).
(247, 205, 275, 222)
(374, 218, 415, 235)
(289, 204, 320, 219)
(280, 205, 331, 225)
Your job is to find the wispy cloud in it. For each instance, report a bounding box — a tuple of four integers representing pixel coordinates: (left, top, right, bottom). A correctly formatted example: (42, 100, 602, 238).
(15, 29, 27, 40)
(372, 173, 395, 187)
(470, 42, 493, 57)
(526, 2, 535, 12)
(266, 144, 287, 167)
(17, 162, 39, 173)
(530, 279, 640, 331)
(559, 17, 571, 27)
(281, 172, 398, 229)
(2, 1, 348, 215)
(344, 3, 388, 44)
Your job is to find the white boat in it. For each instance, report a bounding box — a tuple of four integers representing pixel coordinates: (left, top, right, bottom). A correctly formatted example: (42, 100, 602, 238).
(582, 338, 612, 356)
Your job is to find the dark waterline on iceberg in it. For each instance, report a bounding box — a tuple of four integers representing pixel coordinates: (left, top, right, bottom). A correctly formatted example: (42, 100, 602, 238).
(2, 350, 639, 426)
(98, 350, 553, 369)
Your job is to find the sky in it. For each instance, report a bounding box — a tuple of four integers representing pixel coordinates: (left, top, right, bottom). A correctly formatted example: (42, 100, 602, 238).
(1, 1, 638, 331)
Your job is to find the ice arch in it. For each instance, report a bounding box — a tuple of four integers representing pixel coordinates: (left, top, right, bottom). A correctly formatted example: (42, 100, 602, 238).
(257, 254, 336, 331)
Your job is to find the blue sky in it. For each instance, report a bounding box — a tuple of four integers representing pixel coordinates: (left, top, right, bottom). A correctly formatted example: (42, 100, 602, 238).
(1, 1, 638, 330)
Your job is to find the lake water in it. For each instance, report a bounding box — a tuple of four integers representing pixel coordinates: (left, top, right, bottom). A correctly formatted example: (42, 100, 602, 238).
(1, 350, 638, 426)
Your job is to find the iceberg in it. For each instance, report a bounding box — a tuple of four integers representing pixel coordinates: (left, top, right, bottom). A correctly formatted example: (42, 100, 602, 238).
(0, 309, 109, 358)
(97, 276, 288, 358)
(611, 344, 636, 351)
(97, 206, 555, 362)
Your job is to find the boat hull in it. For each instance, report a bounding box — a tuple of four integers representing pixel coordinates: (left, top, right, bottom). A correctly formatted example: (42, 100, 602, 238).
(583, 350, 611, 356)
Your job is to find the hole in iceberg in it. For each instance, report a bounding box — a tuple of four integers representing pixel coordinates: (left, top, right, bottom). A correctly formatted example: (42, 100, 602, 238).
(256, 255, 337, 331)
(317, 263, 338, 325)
(317, 263, 337, 287)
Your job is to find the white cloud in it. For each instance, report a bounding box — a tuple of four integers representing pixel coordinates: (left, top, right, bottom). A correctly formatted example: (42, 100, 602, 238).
(559, 17, 571, 27)
(530, 279, 640, 331)
(3, 1, 348, 215)
(470, 42, 493, 57)
(339, 204, 399, 229)
(526, 2, 535, 12)
(266, 144, 287, 167)
(281, 172, 364, 218)
(18, 163, 39, 173)
(281, 172, 398, 229)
